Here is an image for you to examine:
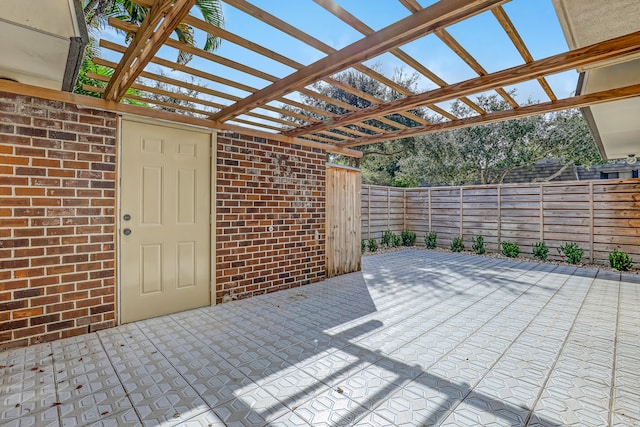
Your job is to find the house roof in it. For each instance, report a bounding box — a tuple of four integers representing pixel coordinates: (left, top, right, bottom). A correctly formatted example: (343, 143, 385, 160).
(553, 0, 640, 160)
(3, 0, 640, 158)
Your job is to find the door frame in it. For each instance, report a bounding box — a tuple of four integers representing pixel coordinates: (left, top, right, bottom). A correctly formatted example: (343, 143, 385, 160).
(115, 115, 217, 325)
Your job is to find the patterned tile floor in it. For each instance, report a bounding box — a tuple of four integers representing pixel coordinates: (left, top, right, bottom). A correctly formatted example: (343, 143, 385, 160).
(2, 250, 639, 426)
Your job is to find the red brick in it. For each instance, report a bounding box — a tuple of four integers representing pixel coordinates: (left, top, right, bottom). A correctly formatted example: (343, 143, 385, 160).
(0, 319, 28, 331)
(12, 307, 44, 319)
(13, 326, 45, 339)
(30, 314, 60, 326)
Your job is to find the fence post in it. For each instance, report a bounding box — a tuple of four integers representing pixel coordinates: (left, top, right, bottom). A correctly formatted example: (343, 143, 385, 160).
(459, 187, 464, 238)
(367, 185, 371, 240)
(428, 188, 432, 232)
(589, 181, 594, 263)
(539, 183, 544, 243)
(403, 189, 407, 232)
(497, 184, 502, 245)
(387, 187, 390, 230)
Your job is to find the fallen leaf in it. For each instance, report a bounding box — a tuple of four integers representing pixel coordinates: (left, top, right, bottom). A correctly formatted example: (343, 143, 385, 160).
(75, 385, 83, 390)
(39, 369, 44, 373)
(15, 403, 20, 408)
(0, 365, 5, 369)
(173, 413, 180, 418)
(31, 367, 38, 371)
(336, 387, 344, 394)
(48, 353, 53, 357)
(100, 411, 109, 416)
(52, 402, 62, 407)
(79, 357, 83, 362)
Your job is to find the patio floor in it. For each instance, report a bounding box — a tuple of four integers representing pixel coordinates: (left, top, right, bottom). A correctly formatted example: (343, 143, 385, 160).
(2, 250, 639, 426)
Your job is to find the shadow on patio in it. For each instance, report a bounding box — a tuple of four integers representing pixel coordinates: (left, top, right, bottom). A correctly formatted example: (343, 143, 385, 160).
(2, 249, 638, 426)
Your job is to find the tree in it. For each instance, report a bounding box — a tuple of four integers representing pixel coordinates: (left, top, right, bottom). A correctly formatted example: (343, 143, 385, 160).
(398, 94, 601, 185)
(281, 67, 428, 185)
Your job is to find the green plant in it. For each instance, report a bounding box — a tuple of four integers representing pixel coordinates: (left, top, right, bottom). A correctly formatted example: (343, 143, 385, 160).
(471, 235, 486, 255)
(381, 230, 395, 247)
(560, 242, 584, 264)
(425, 231, 437, 249)
(609, 248, 633, 271)
(532, 241, 549, 261)
(367, 238, 378, 252)
(392, 234, 403, 247)
(361, 239, 366, 253)
(501, 241, 520, 258)
(401, 230, 417, 246)
(450, 236, 464, 252)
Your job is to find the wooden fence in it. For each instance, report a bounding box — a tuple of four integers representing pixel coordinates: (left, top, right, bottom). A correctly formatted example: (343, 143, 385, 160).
(362, 179, 640, 265)
(326, 165, 361, 277)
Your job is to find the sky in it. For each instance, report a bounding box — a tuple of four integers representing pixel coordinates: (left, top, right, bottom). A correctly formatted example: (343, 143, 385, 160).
(98, 0, 579, 125)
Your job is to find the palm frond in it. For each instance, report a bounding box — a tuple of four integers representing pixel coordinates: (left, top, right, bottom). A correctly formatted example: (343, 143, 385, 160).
(175, 23, 195, 65)
(196, 0, 223, 52)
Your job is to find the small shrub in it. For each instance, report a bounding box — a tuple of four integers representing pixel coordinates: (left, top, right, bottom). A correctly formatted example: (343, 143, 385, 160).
(392, 234, 402, 247)
(425, 231, 437, 249)
(501, 241, 520, 258)
(471, 235, 486, 255)
(450, 236, 464, 252)
(532, 241, 549, 261)
(381, 230, 395, 247)
(401, 230, 417, 246)
(560, 242, 584, 264)
(609, 248, 633, 271)
(367, 238, 378, 252)
(361, 239, 366, 253)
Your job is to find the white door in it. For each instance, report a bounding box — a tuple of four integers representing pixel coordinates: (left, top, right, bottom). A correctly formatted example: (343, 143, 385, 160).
(120, 119, 212, 323)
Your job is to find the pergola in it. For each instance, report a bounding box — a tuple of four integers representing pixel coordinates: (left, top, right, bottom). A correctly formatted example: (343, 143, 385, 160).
(4, 0, 640, 158)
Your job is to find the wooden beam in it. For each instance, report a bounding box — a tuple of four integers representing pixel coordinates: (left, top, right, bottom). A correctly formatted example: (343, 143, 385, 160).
(339, 83, 640, 147)
(209, 0, 508, 122)
(103, 0, 197, 101)
(106, 17, 395, 134)
(183, 14, 424, 129)
(491, 6, 557, 101)
(396, 0, 486, 115)
(285, 30, 640, 137)
(435, 28, 519, 108)
(101, 38, 322, 125)
(0, 80, 362, 158)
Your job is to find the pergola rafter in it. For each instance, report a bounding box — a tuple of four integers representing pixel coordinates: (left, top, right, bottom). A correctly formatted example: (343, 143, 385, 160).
(340, 83, 640, 147)
(80, 0, 640, 156)
(103, 0, 197, 101)
(284, 30, 640, 138)
(209, 0, 509, 122)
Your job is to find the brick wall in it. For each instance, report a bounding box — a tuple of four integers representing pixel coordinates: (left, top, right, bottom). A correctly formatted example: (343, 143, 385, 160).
(0, 92, 117, 350)
(0, 91, 329, 349)
(216, 134, 326, 303)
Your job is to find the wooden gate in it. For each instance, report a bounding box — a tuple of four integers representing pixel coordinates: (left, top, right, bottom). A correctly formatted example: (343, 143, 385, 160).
(326, 164, 361, 277)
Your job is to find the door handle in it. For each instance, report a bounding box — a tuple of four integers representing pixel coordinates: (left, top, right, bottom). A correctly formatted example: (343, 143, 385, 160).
(123, 228, 132, 235)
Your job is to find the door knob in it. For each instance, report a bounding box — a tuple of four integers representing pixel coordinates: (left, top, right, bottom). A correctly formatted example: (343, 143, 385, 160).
(123, 228, 132, 235)
(123, 214, 131, 221)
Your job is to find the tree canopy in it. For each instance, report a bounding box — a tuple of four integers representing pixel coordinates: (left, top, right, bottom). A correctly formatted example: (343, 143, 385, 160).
(399, 95, 602, 185)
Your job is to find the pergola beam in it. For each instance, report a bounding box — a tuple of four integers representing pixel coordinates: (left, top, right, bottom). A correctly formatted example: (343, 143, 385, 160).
(491, 6, 557, 101)
(339, 83, 640, 147)
(103, 0, 196, 101)
(209, 0, 508, 122)
(285, 30, 640, 137)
